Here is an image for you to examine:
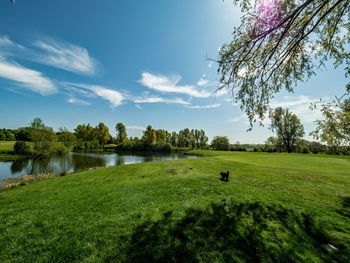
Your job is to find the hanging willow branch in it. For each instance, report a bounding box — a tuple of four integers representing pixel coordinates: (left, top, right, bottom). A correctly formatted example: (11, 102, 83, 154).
(217, 0, 350, 126)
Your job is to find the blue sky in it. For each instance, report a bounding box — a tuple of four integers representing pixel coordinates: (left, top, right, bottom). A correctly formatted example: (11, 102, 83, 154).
(0, 0, 348, 143)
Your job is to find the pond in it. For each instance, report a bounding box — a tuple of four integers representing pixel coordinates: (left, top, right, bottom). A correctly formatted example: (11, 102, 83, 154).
(0, 152, 197, 181)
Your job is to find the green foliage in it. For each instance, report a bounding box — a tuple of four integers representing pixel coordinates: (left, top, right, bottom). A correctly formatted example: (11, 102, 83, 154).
(211, 136, 230, 151)
(116, 122, 127, 144)
(218, 0, 350, 124)
(13, 141, 29, 155)
(311, 93, 350, 149)
(0, 129, 15, 141)
(142, 125, 157, 145)
(269, 107, 305, 153)
(28, 118, 57, 156)
(57, 130, 77, 148)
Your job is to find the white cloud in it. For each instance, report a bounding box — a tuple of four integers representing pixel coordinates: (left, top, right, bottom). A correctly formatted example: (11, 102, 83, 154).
(227, 115, 245, 123)
(0, 59, 56, 95)
(67, 97, 91, 106)
(34, 39, 96, 75)
(270, 95, 324, 123)
(139, 72, 211, 98)
(126, 125, 146, 131)
(65, 83, 124, 108)
(134, 96, 190, 105)
(186, 104, 221, 109)
(0, 36, 14, 46)
(197, 78, 209, 87)
(135, 104, 143, 110)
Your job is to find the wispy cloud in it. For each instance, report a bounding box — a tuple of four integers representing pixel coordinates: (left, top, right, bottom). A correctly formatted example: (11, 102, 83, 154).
(227, 115, 245, 123)
(0, 59, 57, 95)
(186, 104, 221, 109)
(135, 104, 143, 110)
(134, 96, 190, 105)
(65, 83, 124, 108)
(270, 95, 323, 123)
(34, 39, 96, 75)
(197, 78, 209, 87)
(0, 36, 14, 46)
(67, 97, 91, 106)
(139, 72, 211, 98)
(126, 125, 146, 131)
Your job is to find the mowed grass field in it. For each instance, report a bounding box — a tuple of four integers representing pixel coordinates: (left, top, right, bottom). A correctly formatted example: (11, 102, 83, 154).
(0, 141, 15, 153)
(0, 151, 349, 262)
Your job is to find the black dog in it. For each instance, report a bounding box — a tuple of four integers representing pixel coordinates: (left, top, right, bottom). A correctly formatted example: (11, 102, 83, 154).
(220, 171, 229, 182)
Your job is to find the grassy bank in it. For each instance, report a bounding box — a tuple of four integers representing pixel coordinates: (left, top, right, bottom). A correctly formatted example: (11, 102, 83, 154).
(0, 141, 17, 161)
(0, 151, 349, 262)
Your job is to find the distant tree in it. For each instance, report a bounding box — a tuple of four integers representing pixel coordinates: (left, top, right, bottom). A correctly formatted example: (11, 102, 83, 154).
(14, 141, 30, 155)
(211, 136, 230, 151)
(199, 129, 208, 148)
(116, 122, 127, 144)
(264, 136, 284, 152)
(14, 127, 31, 141)
(74, 124, 96, 141)
(29, 118, 57, 155)
(170, 132, 178, 146)
(57, 128, 77, 148)
(156, 129, 167, 143)
(269, 107, 305, 153)
(96, 122, 110, 146)
(311, 92, 350, 151)
(30, 118, 46, 129)
(308, 141, 325, 154)
(183, 128, 192, 147)
(142, 125, 156, 145)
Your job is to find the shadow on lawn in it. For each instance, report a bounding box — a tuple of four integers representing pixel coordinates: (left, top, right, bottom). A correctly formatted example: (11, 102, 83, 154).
(338, 196, 350, 218)
(125, 200, 347, 263)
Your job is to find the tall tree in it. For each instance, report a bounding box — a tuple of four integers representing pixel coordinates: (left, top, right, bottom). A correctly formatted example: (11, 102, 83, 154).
(269, 107, 305, 153)
(96, 122, 111, 147)
(311, 92, 350, 150)
(142, 125, 156, 145)
(218, 0, 350, 125)
(116, 122, 127, 144)
(199, 129, 208, 148)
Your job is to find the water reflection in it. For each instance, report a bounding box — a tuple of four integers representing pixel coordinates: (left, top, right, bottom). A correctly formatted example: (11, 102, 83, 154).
(0, 152, 197, 181)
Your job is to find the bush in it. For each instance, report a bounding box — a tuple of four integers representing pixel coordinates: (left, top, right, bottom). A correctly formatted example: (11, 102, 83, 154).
(231, 146, 247, 152)
(211, 136, 230, 151)
(53, 143, 69, 155)
(14, 141, 30, 155)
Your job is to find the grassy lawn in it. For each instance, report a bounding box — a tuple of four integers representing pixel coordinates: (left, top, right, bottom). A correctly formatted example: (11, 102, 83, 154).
(0, 151, 349, 262)
(0, 141, 15, 153)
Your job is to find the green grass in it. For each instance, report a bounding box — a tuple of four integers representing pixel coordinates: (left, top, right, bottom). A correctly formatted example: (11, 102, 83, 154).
(0, 141, 16, 161)
(0, 141, 15, 153)
(0, 151, 349, 262)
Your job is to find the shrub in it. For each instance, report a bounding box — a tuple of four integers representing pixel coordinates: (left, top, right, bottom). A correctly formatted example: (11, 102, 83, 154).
(53, 143, 69, 155)
(14, 141, 30, 155)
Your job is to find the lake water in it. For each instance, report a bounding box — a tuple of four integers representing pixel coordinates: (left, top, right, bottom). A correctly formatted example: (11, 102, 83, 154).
(0, 152, 197, 181)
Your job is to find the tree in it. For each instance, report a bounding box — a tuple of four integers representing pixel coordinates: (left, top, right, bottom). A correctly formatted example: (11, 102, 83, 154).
(311, 92, 350, 151)
(116, 122, 127, 144)
(199, 130, 208, 148)
(96, 122, 110, 146)
(57, 128, 77, 148)
(269, 107, 305, 153)
(142, 125, 156, 145)
(29, 118, 57, 156)
(211, 136, 230, 151)
(217, 0, 350, 125)
(14, 141, 30, 155)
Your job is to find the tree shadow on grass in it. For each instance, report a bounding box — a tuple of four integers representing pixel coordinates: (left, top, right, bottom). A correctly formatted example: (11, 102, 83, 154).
(125, 200, 348, 263)
(338, 196, 350, 218)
